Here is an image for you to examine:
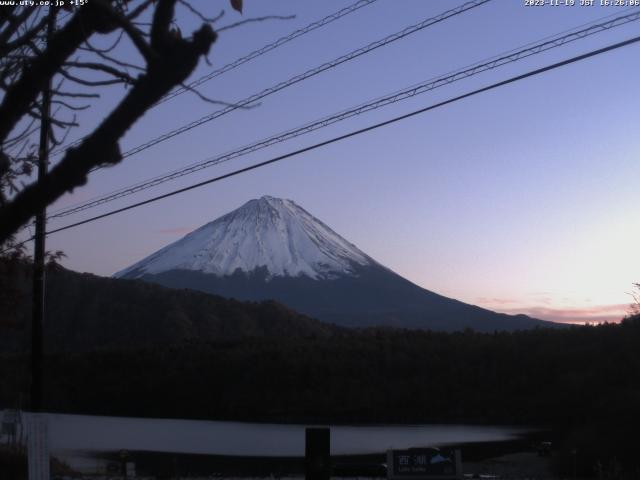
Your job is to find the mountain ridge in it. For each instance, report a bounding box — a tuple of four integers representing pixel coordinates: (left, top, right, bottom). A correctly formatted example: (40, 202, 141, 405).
(115, 196, 375, 280)
(116, 196, 557, 332)
(0, 261, 340, 353)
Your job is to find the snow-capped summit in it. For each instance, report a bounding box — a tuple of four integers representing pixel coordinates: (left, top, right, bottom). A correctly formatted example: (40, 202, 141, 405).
(114, 196, 375, 280)
(115, 196, 555, 332)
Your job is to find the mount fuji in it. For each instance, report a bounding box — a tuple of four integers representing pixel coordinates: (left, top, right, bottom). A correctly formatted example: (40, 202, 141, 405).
(115, 196, 553, 331)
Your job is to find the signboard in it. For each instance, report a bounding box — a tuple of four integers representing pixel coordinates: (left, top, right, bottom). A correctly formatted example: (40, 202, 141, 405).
(126, 461, 136, 478)
(27, 414, 50, 480)
(387, 448, 462, 480)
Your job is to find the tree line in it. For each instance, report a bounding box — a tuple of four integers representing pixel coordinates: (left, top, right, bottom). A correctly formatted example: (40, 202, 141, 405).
(1, 316, 639, 477)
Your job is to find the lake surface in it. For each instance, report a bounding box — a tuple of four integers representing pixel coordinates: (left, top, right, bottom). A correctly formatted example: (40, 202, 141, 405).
(28, 412, 527, 457)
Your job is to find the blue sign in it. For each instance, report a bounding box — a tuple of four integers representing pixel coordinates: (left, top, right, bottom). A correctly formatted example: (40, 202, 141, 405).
(387, 448, 462, 480)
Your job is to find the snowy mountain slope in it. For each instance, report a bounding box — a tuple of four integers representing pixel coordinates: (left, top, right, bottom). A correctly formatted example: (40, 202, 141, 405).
(115, 196, 556, 331)
(115, 196, 374, 280)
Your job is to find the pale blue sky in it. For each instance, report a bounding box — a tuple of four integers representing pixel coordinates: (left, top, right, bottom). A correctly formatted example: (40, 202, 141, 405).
(27, 0, 640, 323)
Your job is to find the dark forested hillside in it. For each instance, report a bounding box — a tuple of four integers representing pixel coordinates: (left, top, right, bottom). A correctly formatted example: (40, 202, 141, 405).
(115, 195, 554, 332)
(0, 261, 340, 353)
(139, 265, 555, 331)
(2, 260, 639, 476)
(2, 261, 637, 431)
(4, 319, 636, 426)
(1, 318, 639, 475)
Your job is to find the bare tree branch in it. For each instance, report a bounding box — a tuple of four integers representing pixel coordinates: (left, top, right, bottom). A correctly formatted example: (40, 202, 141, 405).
(0, 6, 38, 47)
(0, 1, 118, 143)
(178, 80, 259, 109)
(151, 0, 177, 49)
(51, 100, 91, 111)
(79, 44, 145, 72)
(111, 16, 156, 63)
(64, 61, 137, 83)
(0, 14, 48, 57)
(0, 0, 258, 246)
(80, 28, 125, 54)
(52, 90, 101, 99)
(3, 116, 38, 148)
(0, 7, 217, 242)
(126, 0, 156, 21)
(217, 15, 296, 33)
(59, 67, 130, 87)
(27, 108, 79, 128)
(178, 1, 224, 24)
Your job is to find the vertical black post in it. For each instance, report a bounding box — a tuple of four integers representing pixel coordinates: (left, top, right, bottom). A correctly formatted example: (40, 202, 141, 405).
(30, 8, 55, 413)
(119, 450, 130, 479)
(305, 427, 330, 480)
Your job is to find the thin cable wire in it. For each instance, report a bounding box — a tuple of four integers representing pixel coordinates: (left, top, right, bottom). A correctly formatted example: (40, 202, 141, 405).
(47, 0, 378, 156)
(50, 0, 492, 161)
(47, 8, 640, 220)
(160, 0, 379, 104)
(50, 5, 639, 216)
(7, 2, 380, 234)
(8, 33, 634, 250)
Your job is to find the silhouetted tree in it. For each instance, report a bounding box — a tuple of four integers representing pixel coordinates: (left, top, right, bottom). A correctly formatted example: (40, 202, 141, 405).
(0, 0, 247, 245)
(629, 282, 640, 317)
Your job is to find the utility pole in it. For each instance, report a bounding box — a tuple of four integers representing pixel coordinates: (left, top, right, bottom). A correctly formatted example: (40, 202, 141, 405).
(31, 7, 56, 413)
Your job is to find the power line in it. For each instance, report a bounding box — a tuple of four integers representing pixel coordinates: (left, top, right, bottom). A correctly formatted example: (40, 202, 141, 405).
(5, 0, 378, 238)
(49, 0, 380, 156)
(21, 33, 639, 246)
(117, 0, 491, 161)
(159, 0, 380, 105)
(47, 8, 640, 220)
(50, 0, 492, 163)
(52, 6, 639, 217)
